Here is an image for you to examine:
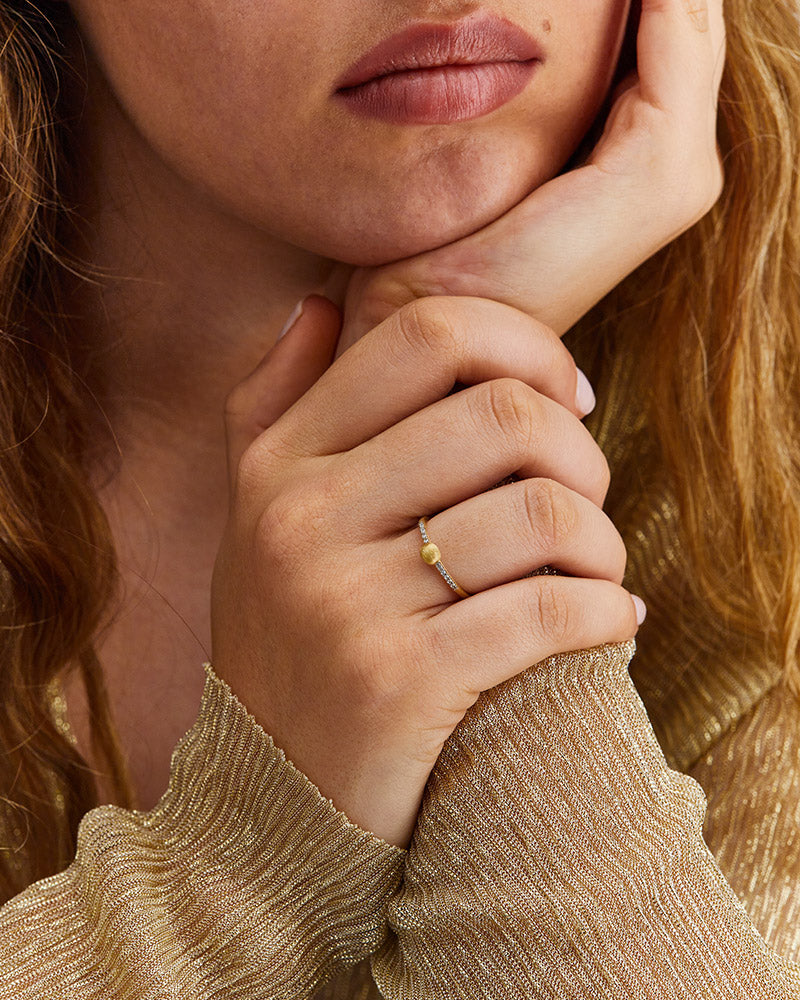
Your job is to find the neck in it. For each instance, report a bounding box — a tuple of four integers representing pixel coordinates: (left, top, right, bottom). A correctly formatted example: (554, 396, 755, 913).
(65, 60, 351, 657)
(71, 70, 348, 460)
(60, 64, 352, 806)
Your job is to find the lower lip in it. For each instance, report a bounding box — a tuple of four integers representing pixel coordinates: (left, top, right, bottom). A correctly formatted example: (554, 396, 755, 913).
(335, 60, 539, 125)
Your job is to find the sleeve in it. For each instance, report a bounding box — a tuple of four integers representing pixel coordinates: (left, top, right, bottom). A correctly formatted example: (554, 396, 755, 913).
(689, 683, 800, 965)
(371, 641, 800, 998)
(0, 664, 405, 999)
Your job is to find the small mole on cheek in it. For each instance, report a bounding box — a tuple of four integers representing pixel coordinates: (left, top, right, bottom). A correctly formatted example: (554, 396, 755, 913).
(542, 18, 552, 33)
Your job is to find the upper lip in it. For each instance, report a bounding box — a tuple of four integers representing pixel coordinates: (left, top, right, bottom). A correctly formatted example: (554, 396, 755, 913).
(335, 14, 545, 91)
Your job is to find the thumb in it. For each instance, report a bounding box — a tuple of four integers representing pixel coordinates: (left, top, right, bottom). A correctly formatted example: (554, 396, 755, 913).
(224, 295, 342, 488)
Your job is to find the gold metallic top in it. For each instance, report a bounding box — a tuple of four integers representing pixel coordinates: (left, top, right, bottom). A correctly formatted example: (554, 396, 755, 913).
(0, 638, 796, 996)
(0, 343, 798, 994)
(0, 665, 405, 997)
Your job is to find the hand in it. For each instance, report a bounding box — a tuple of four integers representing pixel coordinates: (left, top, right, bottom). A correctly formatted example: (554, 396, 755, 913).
(212, 295, 642, 848)
(336, 0, 726, 355)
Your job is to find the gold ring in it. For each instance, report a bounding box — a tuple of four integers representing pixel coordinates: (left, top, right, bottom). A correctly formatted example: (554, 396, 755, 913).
(418, 517, 470, 598)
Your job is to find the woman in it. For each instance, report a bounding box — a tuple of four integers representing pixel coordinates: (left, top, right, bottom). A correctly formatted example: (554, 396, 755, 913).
(0, 0, 797, 994)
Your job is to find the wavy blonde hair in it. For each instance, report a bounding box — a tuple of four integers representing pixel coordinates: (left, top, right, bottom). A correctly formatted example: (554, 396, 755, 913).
(0, 0, 797, 902)
(569, 0, 800, 715)
(0, 1, 131, 900)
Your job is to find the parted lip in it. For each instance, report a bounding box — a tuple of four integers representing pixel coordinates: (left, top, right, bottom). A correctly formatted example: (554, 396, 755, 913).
(334, 14, 545, 91)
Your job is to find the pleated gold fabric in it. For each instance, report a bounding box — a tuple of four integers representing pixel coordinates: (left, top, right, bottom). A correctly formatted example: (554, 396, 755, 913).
(1, 402, 800, 996)
(690, 684, 800, 964)
(1, 638, 800, 996)
(314, 642, 800, 1000)
(0, 665, 405, 997)
(372, 640, 799, 997)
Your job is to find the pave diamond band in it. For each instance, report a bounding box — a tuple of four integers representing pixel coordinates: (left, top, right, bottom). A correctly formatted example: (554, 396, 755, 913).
(418, 517, 470, 599)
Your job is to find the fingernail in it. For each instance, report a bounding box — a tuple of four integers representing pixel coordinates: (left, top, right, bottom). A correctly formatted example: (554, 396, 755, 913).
(631, 594, 647, 626)
(575, 368, 596, 417)
(277, 298, 306, 341)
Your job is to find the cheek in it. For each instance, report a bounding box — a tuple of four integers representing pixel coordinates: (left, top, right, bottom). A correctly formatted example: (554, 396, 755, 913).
(68, 0, 344, 189)
(71, 0, 385, 257)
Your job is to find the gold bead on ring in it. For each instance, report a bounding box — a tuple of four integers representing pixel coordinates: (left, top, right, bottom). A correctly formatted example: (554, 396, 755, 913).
(418, 517, 470, 599)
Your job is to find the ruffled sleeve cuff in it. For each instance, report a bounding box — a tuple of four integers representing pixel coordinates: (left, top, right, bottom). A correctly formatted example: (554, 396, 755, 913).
(373, 642, 793, 998)
(0, 664, 405, 998)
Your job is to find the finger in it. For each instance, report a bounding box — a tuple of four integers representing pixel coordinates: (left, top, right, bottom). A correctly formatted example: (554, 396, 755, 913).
(406, 479, 627, 608)
(636, 0, 725, 113)
(342, 378, 610, 534)
(224, 295, 341, 488)
(428, 575, 641, 700)
(709, 0, 726, 95)
(267, 297, 590, 459)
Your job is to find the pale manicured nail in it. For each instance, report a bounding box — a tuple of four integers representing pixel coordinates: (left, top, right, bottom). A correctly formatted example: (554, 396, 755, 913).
(277, 298, 305, 340)
(575, 368, 596, 416)
(631, 595, 647, 626)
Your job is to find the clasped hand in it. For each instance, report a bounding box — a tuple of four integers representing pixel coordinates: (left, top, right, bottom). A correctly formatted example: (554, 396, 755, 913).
(212, 0, 725, 848)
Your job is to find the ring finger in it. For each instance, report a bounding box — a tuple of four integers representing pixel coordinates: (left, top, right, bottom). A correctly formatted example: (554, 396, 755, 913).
(403, 477, 627, 609)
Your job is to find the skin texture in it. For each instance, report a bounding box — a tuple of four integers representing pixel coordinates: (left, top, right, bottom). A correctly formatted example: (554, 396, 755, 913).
(60, 0, 724, 845)
(67, 0, 631, 265)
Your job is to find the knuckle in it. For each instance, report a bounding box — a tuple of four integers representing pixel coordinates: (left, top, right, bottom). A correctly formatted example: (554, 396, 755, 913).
(254, 493, 309, 565)
(233, 441, 269, 500)
(395, 297, 461, 363)
(668, 145, 725, 225)
(707, 153, 726, 208)
(522, 479, 576, 554)
(233, 432, 294, 505)
(223, 382, 250, 425)
(339, 628, 418, 710)
(686, 163, 724, 220)
(409, 621, 450, 675)
(530, 579, 572, 646)
(254, 472, 340, 565)
(478, 378, 536, 451)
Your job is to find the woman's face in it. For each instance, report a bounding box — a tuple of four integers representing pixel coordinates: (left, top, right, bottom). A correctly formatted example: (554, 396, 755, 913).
(67, 1, 632, 267)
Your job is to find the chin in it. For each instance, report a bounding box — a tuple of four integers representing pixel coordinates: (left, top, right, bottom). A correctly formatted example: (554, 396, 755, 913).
(295, 130, 558, 267)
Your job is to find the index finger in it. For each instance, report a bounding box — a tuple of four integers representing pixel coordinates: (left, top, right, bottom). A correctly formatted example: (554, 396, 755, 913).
(265, 297, 587, 459)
